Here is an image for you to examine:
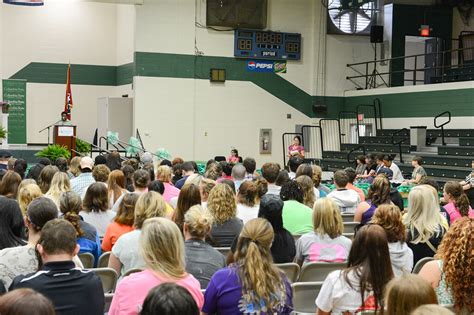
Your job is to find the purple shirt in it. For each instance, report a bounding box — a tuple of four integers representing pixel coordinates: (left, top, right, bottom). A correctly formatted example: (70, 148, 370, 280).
(202, 266, 293, 315)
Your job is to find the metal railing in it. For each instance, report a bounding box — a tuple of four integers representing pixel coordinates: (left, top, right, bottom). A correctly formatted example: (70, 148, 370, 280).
(319, 119, 341, 152)
(338, 111, 359, 144)
(434, 111, 451, 146)
(347, 145, 366, 164)
(69, 135, 126, 160)
(301, 125, 323, 160)
(391, 128, 409, 163)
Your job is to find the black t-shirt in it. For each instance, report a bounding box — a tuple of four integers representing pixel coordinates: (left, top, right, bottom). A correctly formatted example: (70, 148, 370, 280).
(230, 229, 296, 263)
(10, 261, 104, 315)
(407, 225, 446, 267)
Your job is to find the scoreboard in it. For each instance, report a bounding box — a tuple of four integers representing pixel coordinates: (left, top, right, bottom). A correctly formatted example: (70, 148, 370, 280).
(234, 29, 301, 61)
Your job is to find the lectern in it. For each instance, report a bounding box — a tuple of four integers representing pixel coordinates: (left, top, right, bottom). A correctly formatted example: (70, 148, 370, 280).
(53, 125, 76, 156)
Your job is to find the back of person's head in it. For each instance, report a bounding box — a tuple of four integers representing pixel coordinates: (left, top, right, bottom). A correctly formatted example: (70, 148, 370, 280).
(184, 173, 202, 187)
(13, 159, 28, 179)
(156, 165, 173, 182)
(0, 288, 55, 315)
(235, 218, 286, 310)
(69, 156, 82, 177)
(159, 159, 172, 167)
(311, 164, 322, 187)
(220, 178, 236, 194)
(418, 177, 440, 191)
(108, 169, 126, 203)
(175, 184, 201, 229)
(404, 185, 444, 243)
(199, 177, 216, 202)
(184, 205, 212, 239)
(296, 175, 315, 208)
(258, 194, 284, 231)
(410, 305, 454, 315)
(38, 158, 52, 166)
(172, 157, 184, 166)
(220, 161, 233, 176)
(140, 283, 199, 315)
(295, 163, 313, 178)
(94, 155, 107, 166)
(371, 204, 405, 242)
(412, 156, 423, 166)
(92, 164, 110, 183)
(83, 182, 108, 212)
(231, 164, 246, 181)
(0, 170, 22, 198)
(204, 162, 222, 180)
(59, 191, 84, 237)
(261, 162, 280, 184)
(237, 180, 258, 207)
(26, 163, 44, 181)
(38, 165, 59, 194)
(115, 193, 139, 226)
(280, 180, 304, 203)
(181, 161, 195, 173)
(106, 151, 122, 171)
(443, 181, 470, 217)
(368, 175, 391, 206)
(289, 156, 303, 172)
(134, 191, 167, 229)
(435, 217, 474, 313)
(121, 165, 135, 190)
(385, 274, 437, 315)
(313, 198, 343, 239)
(346, 224, 393, 311)
(142, 162, 155, 182)
(133, 169, 150, 189)
(344, 167, 357, 184)
(376, 153, 385, 163)
(122, 158, 139, 170)
(333, 170, 349, 188)
(27, 197, 58, 234)
(141, 217, 185, 279)
(148, 180, 164, 194)
(0, 196, 26, 249)
(243, 157, 256, 175)
(207, 183, 237, 224)
(356, 155, 366, 164)
(46, 171, 70, 196)
(54, 157, 68, 173)
(37, 219, 78, 257)
(254, 177, 268, 199)
(275, 170, 290, 186)
(18, 183, 42, 215)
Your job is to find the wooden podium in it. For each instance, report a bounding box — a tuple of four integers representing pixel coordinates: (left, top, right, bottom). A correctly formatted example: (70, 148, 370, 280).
(53, 125, 76, 156)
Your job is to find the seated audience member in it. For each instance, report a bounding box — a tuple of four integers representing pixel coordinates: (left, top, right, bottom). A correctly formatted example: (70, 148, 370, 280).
(17, 183, 42, 215)
(122, 165, 135, 192)
(261, 162, 281, 195)
(316, 225, 394, 314)
(403, 185, 447, 266)
(172, 162, 184, 184)
(67, 156, 81, 179)
(173, 184, 201, 231)
(70, 156, 95, 196)
(0, 171, 22, 199)
(175, 162, 196, 189)
(148, 179, 164, 194)
(419, 218, 473, 314)
(312, 164, 329, 197)
(184, 205, 225, 288)
(231, 164, 246, 190)
(288, 156, 303, 179)
(374, 154, 385, 174)
(357, 153, 377, 182)
(109, 218, 204, 315)
(94, 155, 107, 166)
(328, 170, 360, 213)
(296, 175, 317, 208)
(236, 180, 260, 224)
(385, 274, 438, 315)
(242, 157, 256, 180)
(355, 155, 367, 176)
(383, 155, 404, 184)
(419, 178, 451, 225)
(105, 151, 122, 171)
(60, 191, 101, 265)
(0, 149, 11, 170)
(112, 169, 150, 211)
(0, 288, 55, 315)
(0, 197, 26, 250)
(37, 165, 59, 194)
(255, 177, 268, 202)
(184, 173, 202, 187)
(296, 164, 320, 198)
(203, 162, 221, 181)
(354, 175, 392, 224)
(280, 180, 313, 235)
(344, 167, 365, 202)
(156, 165, 180, 202)
(220, 161, 233, 180)
(411, 305, 454, 315)
(107, 169, 127, 208)
(405, 156, 427, 185)
(198, 177, 216, 209)
(109, 191, 167, 276)
(0, 198, 57, 288)
(10, 219, 104, 314)
(141, 283, 199, 315)
(203, 218, 293, 314)
(44, 172, 70, 208)
(92, 164, 110, 184)
(79, 182, 115, 237)
(122, 158, 139, 170)
(442, 181, 474, 223)
(207, 184, 243, 247)
(459, 160, 474, 208)
(371, 204, 413, 276)
(295, 198, 351, 265)
(275, 170, 291, 187)
(14, 159, 28, 179)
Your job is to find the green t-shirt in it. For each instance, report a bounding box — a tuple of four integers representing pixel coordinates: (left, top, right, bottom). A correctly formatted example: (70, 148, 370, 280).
(282, 200, 313, 235)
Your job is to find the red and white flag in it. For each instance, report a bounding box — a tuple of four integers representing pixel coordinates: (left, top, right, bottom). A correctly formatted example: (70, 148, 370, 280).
(64, 64, 73, 120)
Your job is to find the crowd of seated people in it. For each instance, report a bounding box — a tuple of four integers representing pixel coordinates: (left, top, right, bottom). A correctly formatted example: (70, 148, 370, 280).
(0, 148, 472, 315)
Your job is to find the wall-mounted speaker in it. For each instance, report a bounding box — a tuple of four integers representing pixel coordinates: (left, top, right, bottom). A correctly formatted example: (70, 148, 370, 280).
(370, 25, 384, 43)
(313, 104, 327, 115)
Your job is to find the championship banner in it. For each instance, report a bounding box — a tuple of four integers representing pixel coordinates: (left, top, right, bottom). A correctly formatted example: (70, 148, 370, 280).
(3, 0, 44, 5)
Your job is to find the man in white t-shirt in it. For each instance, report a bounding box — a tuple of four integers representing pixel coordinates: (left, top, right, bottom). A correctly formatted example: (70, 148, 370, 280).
(383, 155, 404, 185)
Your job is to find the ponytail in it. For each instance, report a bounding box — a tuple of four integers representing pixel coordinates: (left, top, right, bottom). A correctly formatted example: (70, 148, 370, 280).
(455, 194, 470, 217)
(63, 211, 84, 237)
(445, 181, 471, 217)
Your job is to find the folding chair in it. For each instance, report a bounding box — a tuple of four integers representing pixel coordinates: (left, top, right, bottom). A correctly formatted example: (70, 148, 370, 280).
(123, 268, 143, 278)
(215, 247, 231, 256)
(343, 222, 359, 234)
(412, 257, 434, 274)
(275, 263, 300, 283)
(104, 293, 114, 313)
(98, 251, 111, 268)
(78, 252, 95, 269)
(92, 268, 118, 293)
(299, 262, 346, 282)
(292, 281, 324, 314)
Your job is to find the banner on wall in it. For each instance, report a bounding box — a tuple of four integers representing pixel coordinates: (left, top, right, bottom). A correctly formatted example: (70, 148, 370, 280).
(2, 80, 27, 144)
(246, 60, 287, 73)
(3, 0, 44, 5)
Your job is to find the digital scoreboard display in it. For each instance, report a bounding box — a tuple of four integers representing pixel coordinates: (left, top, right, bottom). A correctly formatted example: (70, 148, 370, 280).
(234, 29, 301, 61)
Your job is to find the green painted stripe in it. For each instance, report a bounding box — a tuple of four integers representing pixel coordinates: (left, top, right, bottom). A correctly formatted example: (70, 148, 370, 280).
(117, 62, 134, 86)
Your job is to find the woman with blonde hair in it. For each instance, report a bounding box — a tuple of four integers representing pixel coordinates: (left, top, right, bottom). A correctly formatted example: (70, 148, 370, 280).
(371, 204, 413, 276)
(295, 198, 351, 265)
(203, 218, 293, 314)
(419, 218, 474, 314)
(68, 156, 81, 178)
(312, 164, 329, 197)
(296, 175, 316, 208)
(107, 170, 127, 208)
(109, 191, 167, 276)
(403, 185, 447, 266)
(199, 177, 216, 208)
(173, 183, 201, 231)
(207, 183, 243, 247)
(17, 183, 42, 215)
(156, 165, 180, 202)
(184, 205, 225, 288)
(385, 274, 438, 315)
(37, 165, 59, 194)
(44, 172, 70, 208)
(109, 218, 204, 315)
(411, 305, 454, 315)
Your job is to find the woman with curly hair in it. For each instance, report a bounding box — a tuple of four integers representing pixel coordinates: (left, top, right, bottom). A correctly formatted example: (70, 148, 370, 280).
(207, 183, 243, 247)
(354, 174, 392, 225)
(199, 177, 216, 209)
(442, 181, 474, 223)
(371, 204, 413, 276)
(203, 218, 293, 314)
(419, 217, 474, 314)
